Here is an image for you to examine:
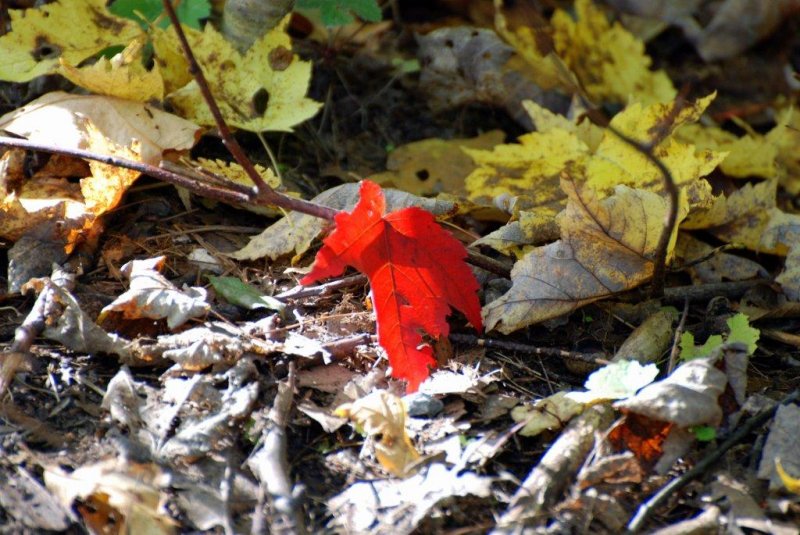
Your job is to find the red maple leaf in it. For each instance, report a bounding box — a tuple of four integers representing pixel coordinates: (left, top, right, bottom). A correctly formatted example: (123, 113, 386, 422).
(301, 180, 483, 392)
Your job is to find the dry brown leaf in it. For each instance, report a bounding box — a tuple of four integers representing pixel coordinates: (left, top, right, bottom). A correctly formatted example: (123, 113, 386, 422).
(0, 91, 199, 165)
(44, 458, 175, 535)
(484, 175, 670, 333)
(98, 257, 209, 331)
(335, 390, 421, 478)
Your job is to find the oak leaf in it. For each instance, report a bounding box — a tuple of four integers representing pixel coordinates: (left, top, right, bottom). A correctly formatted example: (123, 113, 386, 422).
(301, 180, 482, 392)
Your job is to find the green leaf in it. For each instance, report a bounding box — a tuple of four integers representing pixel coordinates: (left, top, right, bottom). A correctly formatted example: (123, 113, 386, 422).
(726, 313, 760, 356)
(110, 0, 210, 29)
(296, 0, 381, 26)
(208, 276, 285, 313)
(691, 425, 717, 442)
(565, 359, 659, 404)
(679, 332, 723, 361)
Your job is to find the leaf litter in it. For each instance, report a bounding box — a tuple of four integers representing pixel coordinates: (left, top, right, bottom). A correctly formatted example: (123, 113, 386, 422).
(0, 0, 799, 533)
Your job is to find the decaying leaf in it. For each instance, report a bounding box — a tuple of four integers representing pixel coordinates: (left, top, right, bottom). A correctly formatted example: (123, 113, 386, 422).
(335, 390, 421, 477)
(684, 180, 800, 256)
(21, 277, 134, 361)
(614, 358, 727, 428)
(415, 26, 569, 127)
(0, 0, 142, 83)
(511, 391, 584, 437)
(232, 182, 455, 262)
(159, 16, 320, 132)
(98, 256, 210, 330)
(676, 234, 767, 284)
(328, 462, 493, 533)
(44, 458, 175, 535)
(483, 177, 670, 333)
(758, 403, 800, 490)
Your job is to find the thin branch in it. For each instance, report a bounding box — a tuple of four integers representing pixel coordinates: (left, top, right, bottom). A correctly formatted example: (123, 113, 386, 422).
(159, 0, 338, 222)
(626, 387, 800, 533)
(605, 95, 688, 299)
(247, 364, 306, 535)
(0, 135, 252, 204)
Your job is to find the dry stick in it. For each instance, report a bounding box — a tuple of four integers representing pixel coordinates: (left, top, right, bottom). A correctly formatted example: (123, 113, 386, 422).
(0, 136, 253, 205)
(0, 267, 76, 397)
(449, 333, 606, 365)
(605, 96, 687, 299)
(626, 387, 800, 534)
(159, 0, 338, 222)
(276, 274, 368, 300)
(247, 364, 306, 535)
(492, 404, 614, 533)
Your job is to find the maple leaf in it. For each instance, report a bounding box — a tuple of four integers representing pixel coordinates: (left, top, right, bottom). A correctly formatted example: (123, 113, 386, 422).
(301, 180, 482, 392)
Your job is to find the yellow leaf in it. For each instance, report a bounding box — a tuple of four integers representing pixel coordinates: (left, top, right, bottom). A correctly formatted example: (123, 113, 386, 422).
(81, 124, 142, 215)
(370, 130, 505, 196)
(335, 391, 420, 478)
(0, 93, 199, 248)
(465, 128, 589, 202)
(677, 122, 784, 179)
(776, 458, 800, 494)
(150, 26, 195, 95)
(493, 0, 577, 93)
(190, 158, 289, 216)
(773, 108, 800, 194)
(522, 100, 603, 151)
(164, 16, 321, 132)
(58, 37, 164, 102)
(682, 180, 800, 255)
(584, 95, 723, 199)
(551, 0, 676, 104)
(0, 0, 142, 83)
(484, 175, 671, 333)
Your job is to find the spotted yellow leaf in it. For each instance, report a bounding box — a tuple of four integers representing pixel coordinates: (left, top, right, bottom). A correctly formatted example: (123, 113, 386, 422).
(164, 15, 321, 132)
(58, 37, 164, 102)
(0, 0, 142, 83)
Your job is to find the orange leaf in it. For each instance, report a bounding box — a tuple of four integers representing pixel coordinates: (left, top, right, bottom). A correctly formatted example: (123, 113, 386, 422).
(301, 180, 482, 392)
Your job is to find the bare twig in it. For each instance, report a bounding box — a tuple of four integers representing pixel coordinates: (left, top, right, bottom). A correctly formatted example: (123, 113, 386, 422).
(605, 95, 688, 299)
(667, 299, 689, 374)
(247, 364, 306, 535)
(493, 404, 614, 532)
(160, 0, 338, 222)
(467, 249, 512, 278)
(626, 387, 800, 533)
(0, 135, 253, 205)
(0, 266, 76, 397)
(450, 333, 607, 365)
(661, 279, 770, 303)
(276, 274, 368, 300)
